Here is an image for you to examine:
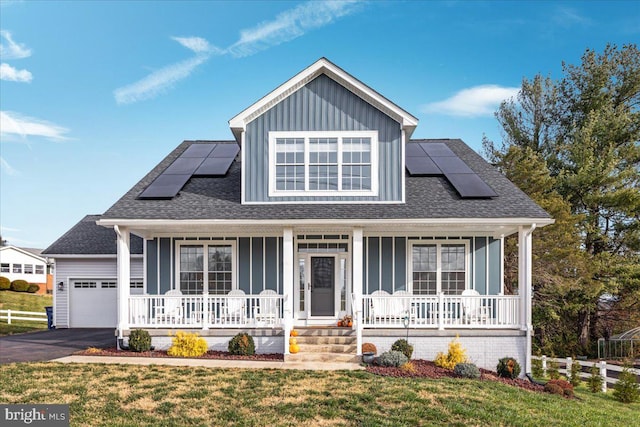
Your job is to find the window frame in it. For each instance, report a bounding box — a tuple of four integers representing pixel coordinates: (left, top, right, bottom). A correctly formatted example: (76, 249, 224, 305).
(175, 241, 237, 295)
(1, 263, 9, 273)
(35, 265, 45, 275)
(12, 264, 22, 274)
(268, 131, 379, 197)
(24, 264, 34, 274)
(408, 240, 470, 295)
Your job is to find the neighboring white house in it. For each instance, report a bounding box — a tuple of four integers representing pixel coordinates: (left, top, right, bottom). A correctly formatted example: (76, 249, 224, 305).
(43, 59, 554, 372)
(0, 246, 49, 285)
(42, 215, 144, 328)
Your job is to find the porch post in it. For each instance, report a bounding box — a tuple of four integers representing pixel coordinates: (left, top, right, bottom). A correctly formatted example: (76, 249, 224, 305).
(115, 226, 130, 339)
(352, 228, 363, 355)
(518, 224, 535, 374)
(283, 228, 294, 355)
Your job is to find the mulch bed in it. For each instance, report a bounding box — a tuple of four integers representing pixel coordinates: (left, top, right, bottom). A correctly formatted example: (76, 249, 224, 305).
(76, 347, 284, 361)
(367, 360, 544, 393)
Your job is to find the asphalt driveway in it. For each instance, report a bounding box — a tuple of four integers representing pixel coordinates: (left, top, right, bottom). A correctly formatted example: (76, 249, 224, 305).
(0, 328, 114, 364)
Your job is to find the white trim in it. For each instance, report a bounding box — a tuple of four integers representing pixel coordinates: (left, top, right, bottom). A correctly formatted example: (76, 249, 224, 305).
(268, 131, 379, 198)
(407, 240, 470, 295)
(241, 130, 246, 205)
(228, 58, 418, 142)
(43, 254, 143, 259)
(485, 236, 490, 296)
(0, 246, 48, 264)
(174, 240, 237, 294)
(400, 128, 406, 204)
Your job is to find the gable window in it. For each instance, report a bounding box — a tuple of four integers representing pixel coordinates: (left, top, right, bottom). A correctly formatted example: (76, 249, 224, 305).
(177, 242, 235, 295)
(410, 242, 468, 295)
(269, 131, 378, 197)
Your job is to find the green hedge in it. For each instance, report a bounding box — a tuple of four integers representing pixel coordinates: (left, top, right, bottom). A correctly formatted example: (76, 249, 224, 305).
(0, 276, 10, 291)
(10, 280, 30, 292)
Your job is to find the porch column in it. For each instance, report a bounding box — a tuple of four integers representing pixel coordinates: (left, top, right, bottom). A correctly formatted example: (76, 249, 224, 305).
(115, 226, 130, 339)
(283, 228, 294, 355)
(352, 228, 363, 355)
(518, 224, 535, 374)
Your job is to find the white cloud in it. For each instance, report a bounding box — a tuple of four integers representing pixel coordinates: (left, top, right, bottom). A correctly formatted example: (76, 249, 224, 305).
(0, 156, 19, 175)
(421, 85, 519, 117)
(0, 111, 70, 141)
(171, 36, 219, 54)
(0, 62, 32, 82)
(114, 54, 209, 105)
(228, 0, 360, 57)
(0, 30, 31, 59)
(553, 7, 592, 27)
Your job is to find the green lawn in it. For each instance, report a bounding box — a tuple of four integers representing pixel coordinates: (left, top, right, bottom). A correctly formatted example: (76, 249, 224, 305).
(0, 291, 52, 335)
(0, 363, 637, 426)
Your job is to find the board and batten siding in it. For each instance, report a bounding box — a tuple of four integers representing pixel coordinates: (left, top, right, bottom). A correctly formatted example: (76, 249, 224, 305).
(244, 74, 403, 203)
(363, 236, 502, 295)
(53, 257, 143, 328)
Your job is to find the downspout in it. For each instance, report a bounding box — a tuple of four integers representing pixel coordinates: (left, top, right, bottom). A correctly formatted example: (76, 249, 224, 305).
(524, 224, 536, 376)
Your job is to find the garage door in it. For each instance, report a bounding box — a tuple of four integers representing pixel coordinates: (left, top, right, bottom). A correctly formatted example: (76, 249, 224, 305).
(70, 279, 117, 327)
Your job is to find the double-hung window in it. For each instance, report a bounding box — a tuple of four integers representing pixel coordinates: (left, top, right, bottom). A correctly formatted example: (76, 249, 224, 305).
(177, 242, 235, 295)
(269, 131, 378, 197)
(411, 242, 468, 295)
(0, 263, 9, 273)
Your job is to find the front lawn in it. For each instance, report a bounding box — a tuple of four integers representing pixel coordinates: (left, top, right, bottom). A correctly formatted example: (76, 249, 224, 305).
(1, 363, 637, 426)
(0, 291, 52, 335)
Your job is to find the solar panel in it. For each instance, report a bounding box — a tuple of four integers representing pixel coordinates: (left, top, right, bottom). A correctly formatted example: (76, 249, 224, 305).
(430, 156, 474, 174)
(406, 143, 427, 157)
(138, 174, 191, 199)
(194, 157, 235, 176)
(420, 142, 456, 157)
(209, 143, 240, 158)
(163, 157, 206, 175)
(406, 156, 441, 175)
(445, 173, 498, 198)
(181, 143, 217, 158)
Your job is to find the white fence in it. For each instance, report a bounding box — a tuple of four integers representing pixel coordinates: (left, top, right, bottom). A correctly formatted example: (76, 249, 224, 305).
(128, 294, 285, 329)
(360, 293, 520, 329)
(0, 309, 48, 324)
(532, 355, 640, 392)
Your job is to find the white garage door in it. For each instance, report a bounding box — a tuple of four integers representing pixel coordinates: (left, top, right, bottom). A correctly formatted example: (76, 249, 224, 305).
(70, 279, 117, 328)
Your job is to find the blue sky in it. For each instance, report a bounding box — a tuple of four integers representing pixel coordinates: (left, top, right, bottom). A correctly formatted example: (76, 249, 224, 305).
(1, 0, 638, 249)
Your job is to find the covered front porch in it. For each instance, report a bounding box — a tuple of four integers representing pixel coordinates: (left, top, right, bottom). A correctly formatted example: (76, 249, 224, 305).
(104, 218, 544, 361)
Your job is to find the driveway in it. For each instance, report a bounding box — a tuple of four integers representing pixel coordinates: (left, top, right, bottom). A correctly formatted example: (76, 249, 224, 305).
(0, 328, 114, 364)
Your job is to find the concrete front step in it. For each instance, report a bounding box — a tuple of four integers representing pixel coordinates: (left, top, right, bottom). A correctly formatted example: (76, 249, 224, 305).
(285, 352, 362, 363)
(296, 336, 356, 345)
(293, 327, 355, 337)
(297, 343, 357, 353)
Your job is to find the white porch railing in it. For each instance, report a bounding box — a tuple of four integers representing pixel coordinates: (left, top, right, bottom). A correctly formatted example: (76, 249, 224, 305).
(360, 293, 520, 329)
(128, 294, 285, 329)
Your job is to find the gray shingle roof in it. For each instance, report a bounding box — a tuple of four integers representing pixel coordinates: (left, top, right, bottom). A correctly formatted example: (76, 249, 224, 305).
(42, 215, 143, 255)
(101, 139, 550, 220)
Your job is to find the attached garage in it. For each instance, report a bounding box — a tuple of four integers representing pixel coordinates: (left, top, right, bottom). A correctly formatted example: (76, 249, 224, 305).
(69, 278, 143, 327)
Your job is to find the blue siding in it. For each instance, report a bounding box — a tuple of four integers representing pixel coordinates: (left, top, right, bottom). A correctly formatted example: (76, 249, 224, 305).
(474, 237, 487, 295)
(238, 238, 251, 294)
(265, 237, 278, 292)
(245, 74, 403, 202)
(278, 238, 283, 292)
(251, 238, 264, 293)
(381, 237, 393, 293)
(394, 237, 406, 291)
(159, 238, 171, 294)
(488, 238, 501, 295)
(367, 237, 379, 293)
(146, 239, 158, 295)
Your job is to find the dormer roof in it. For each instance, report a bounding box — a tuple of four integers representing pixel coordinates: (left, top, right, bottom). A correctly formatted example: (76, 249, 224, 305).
(228, 57, 419, 143)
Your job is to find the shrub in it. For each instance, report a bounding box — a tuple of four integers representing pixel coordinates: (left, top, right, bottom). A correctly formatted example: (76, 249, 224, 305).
(167, 331, 208, 357)
(496, 357, 521, 379)
(228, 332, 255, 356)
(391, 339, 413, 359)
(0, 276, 10, 290)
(454, 363, 481, 379)
(362, 342, 377, 355)
(10, 279, 29, 292)
(128, 329, 152, 352)
(532, 356, 544, 379)
(547, 357, 560, 379)
(544, 383, 564, 396)
(587, 364, 603, 393)
(27, 283, 39, 293)
(434, 335, 467, 370)
(613, 366, 640, 403)
(400, 361, 417, 374)
(569, 359, 582, 387)
(377, 350, 408, 367)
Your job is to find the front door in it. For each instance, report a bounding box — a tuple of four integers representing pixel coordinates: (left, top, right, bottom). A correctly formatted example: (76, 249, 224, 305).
(310, 256, 335, 316)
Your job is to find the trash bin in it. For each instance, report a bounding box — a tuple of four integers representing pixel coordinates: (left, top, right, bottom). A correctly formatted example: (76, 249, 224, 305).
(45, 306, 54, 330)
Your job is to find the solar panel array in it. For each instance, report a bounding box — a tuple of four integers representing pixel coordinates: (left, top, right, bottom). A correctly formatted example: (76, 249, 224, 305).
(406, 142, 498, 198)
(139, 143, 240, 199)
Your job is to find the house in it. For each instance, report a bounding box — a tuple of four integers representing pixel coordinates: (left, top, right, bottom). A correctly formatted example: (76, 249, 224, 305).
(41, 215, 144, 327)
(0, 245, 51, 293)
(44, 58, 552, 372)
